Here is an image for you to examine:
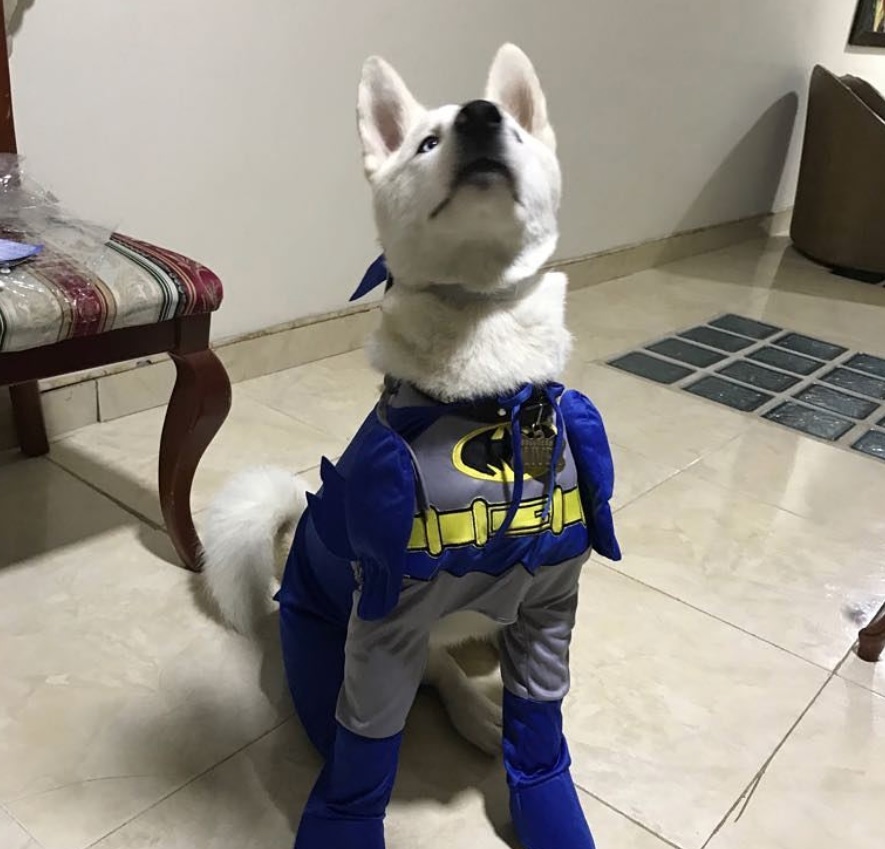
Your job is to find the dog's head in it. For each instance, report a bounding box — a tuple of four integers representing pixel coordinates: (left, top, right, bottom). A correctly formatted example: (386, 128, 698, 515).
(357, 44, 561, 291)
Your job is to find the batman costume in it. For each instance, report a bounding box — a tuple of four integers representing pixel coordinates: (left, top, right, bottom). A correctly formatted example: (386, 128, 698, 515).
(276, 258, 621, 849)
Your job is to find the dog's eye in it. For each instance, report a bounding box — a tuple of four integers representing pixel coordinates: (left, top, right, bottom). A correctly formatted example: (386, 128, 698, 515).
(416, 135, 440, 154)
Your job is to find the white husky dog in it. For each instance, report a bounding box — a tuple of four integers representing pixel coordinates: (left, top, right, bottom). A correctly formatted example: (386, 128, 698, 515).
(202, 44, 570, 756)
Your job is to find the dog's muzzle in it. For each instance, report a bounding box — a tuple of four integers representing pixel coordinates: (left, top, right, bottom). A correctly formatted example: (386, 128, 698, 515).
(453, 99, 513, 188)
(429, 100, 518, 218)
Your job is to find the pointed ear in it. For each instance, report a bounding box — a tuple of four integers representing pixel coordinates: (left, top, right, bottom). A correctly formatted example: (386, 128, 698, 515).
(485, 44, 555, 149)
(357, 56, 423, 177)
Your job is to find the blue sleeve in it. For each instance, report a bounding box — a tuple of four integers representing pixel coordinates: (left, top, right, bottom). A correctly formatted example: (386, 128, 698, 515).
(343, 420, 417, 620)
(560, 390, 622, 562)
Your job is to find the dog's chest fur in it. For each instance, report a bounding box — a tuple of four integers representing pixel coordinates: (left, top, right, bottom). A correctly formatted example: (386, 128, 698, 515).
(368, 270, 572, 404)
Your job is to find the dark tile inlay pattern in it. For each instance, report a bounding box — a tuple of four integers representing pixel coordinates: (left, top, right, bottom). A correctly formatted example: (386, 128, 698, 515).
(794, 384, 879, 420)
(685, 376, 771, 412)
(717, 360, 799, 393)
(844, 353, 885, 380)
(747, 346, 823, 376)
(679, 326, 754, 353)
(773, 332, 847, 361)
(852, 430, 885, 460)
(608, 315, 885, 462)
(608, 352, 693, 385)
(764, 402, 854, 441)
(646, 338, 726, 368)
(820, 368, 885, 400)
(709, 314, 781, 340)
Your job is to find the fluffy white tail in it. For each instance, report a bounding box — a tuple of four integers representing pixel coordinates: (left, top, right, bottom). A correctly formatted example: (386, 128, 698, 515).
(201, 466, 308, 633)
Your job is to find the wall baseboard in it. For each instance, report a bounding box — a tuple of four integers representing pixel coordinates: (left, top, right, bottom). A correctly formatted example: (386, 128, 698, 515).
(0, 208, 792, 451)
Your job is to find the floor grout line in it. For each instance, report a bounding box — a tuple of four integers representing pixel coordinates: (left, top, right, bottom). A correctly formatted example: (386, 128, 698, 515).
(611, 465, 685, 515)
(610, 425, 751, 516)
(651, 443, 862, 531)
(595, 561, 847, 676)
(573, 784, 685, 849)
(81, 715, 295, 849)
(699, 672, 832, 847)
(44, 454, 165, 531)
(1, 801, 45, 848)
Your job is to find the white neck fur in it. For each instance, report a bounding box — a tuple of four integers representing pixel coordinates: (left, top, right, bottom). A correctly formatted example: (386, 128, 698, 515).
(367, 270, 572, 402)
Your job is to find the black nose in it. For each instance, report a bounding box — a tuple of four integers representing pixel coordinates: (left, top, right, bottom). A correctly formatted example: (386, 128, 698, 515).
(455, 99, 503, 137)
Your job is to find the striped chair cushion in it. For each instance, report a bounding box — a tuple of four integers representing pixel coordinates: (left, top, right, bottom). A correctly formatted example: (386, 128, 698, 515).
(0, 232, 223, 353)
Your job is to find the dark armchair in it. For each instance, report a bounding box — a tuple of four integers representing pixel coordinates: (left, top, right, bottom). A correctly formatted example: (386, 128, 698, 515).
(791, 65, 885, 278)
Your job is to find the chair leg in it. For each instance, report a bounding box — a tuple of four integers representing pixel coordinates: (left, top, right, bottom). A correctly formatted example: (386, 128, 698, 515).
(159, 348, 231, 571)
(858, 602, 885, 663)
(9, 381, 50, 457)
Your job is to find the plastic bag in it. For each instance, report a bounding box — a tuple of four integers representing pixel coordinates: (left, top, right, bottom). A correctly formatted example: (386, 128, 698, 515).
(0, 153, 114, 276)
(0, 154, 118, 352)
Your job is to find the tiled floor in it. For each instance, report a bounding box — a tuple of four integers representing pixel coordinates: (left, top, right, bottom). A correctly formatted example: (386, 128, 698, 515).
(608, 313, 885, 456)
(2, 235, 885, 849)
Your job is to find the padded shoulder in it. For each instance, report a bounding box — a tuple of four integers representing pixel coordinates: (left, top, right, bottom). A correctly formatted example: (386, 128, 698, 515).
(560, 390, 622, 561)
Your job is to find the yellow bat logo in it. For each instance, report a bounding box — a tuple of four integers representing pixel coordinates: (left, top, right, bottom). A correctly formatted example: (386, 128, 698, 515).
(452, 424, 554, 483)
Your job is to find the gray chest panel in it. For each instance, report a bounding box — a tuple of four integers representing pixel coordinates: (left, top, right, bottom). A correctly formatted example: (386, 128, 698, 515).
(389, 383, 579, 515)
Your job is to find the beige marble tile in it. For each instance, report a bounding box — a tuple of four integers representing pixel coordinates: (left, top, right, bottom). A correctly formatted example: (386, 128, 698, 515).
(565, 268, 746, 364)
(97, 358, 176, 422)
(298, 463, 323, 495)
(216, 308, 379, 385)
(839, 649, 885, 700)
(566, 565, 826, 849)
(706, 678, 885, 849)
(563, 363, 748, 470)
(605, 470, 885, 668)
(91, 701, 672, 849)
(0, 504, 292, 849)
(0, 809, 40, 849)
(690, 420, 885, 539)
(50, 393, 340, 526)
(0, 458, 123, 566)
(239, 349, 384, 443)
(661, 239, 885, 356)
(661, 236, 817, 292)
(609, 442, 679, 512)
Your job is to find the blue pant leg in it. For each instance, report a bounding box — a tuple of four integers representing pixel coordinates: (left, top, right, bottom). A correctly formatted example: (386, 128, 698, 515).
(277, 516, 355, 759)
(292, 577, 435, 849)
(294, 724, 401, 849)
(499, 558, 594, 849)
(279, 603, 346, 759)
(503, 691, 595, 849)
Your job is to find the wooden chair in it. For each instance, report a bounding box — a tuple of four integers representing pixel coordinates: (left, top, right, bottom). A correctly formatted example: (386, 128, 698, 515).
(0, 15, 230, 570)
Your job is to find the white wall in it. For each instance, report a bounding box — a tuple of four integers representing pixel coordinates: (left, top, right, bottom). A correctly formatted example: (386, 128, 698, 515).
(8, 1, 885, 341)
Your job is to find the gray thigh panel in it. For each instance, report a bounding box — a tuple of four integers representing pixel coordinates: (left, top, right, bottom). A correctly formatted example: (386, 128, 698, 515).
(336, 558, 586, 738)
(500, 557, 585, 702)
(336, 581, 437, 739)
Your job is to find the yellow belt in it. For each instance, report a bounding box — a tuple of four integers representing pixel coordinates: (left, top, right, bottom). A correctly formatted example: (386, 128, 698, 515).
(407, 486, 585, 556)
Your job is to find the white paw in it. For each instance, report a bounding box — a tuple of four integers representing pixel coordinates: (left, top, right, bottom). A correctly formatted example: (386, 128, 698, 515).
(425, 645, 503, 755)
(445, 685, 503, 756)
